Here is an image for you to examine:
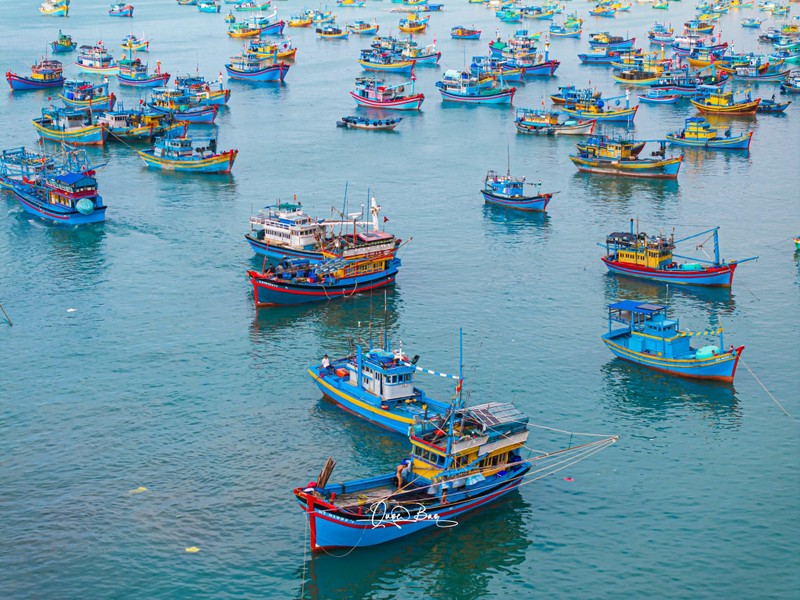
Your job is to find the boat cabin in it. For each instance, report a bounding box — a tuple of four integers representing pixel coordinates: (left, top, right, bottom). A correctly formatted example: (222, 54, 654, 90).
(249, 203, 324, 250)
(46, 172, 98, 208)
(606, 301, 693, 358)
(606, 230, 674, 268)
(347, 346, 417, 405)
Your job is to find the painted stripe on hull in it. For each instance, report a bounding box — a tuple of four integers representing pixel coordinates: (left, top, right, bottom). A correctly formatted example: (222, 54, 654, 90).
(350, 92, 424, 110)
(602, 257, 736, 286)
(138, 150, 236, 173)
(33, 122, 106, 145)
(481, 191, 550, 211)
(358, 61, 415, 74)
(14, 190, 106, 224)
(245, 236, 323, 261)
(250, 271, 398, 305)
(7, 75, 65, 90)
(225, 64, 289, 82)
(117, 74, 171, 87)
(665, 133, 752, 150)
(438, 89, 515, 104)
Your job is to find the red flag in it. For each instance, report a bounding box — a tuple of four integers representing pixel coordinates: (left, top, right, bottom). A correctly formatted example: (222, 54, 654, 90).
(456, 379, 463, 393)
(383, 216, 388, 223)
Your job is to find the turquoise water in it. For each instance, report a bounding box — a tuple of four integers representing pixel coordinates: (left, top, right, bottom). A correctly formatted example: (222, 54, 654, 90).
(2, 1, 799, 598)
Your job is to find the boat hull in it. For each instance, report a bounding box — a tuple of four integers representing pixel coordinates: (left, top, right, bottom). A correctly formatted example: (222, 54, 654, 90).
(602, 336, 744, 382)
(350, 92, 424, 110)
(225, 63, 289, 82)
(481, 190, 552, 211)
(521, 60, 560, 77)
(11, 184, 106, 225)
(58, 94, 115, 111)
(148, 104, 218, 123)
(358, 60, 415, 74)
(602, 256, 738, 286)
(117, 73, 171, 87)
(32, 120, 106, 145)
(666, 132, 752, 149)
(245, 234, 324, 262)
(690, 98, 761, 115)
(438, 88, 515, 104)
(7, 73, 65, 91)
(75, 64, 120, 75)
(138, 149, 237, 173)
(570, 155, 682, 178)
(561, 105, 638, 122)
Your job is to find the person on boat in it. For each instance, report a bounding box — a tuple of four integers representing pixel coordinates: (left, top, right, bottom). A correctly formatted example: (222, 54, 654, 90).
(321, 354, 332, 373)
(395, 459, 410, 487)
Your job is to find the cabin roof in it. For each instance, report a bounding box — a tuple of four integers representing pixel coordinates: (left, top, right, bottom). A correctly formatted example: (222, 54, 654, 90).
(464, 402, 527, 428)
(608, 300, 666, 314)
(53, 172, 93, 186)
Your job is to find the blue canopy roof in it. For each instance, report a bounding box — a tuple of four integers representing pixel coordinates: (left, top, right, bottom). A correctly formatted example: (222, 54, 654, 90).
(608, 300, 666, 315)
(53, 172, 91, 185)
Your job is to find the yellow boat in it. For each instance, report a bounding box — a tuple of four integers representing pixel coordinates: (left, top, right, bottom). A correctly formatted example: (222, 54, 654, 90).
(248, 42, 298, 60)
(288, 17, 312, 27)
(690, 89, 761, 115)
(399, 22, 427, 33)
(227, 27, 261, 38)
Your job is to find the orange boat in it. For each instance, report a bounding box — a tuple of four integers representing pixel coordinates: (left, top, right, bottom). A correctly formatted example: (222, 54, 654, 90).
(690, 89, 760, 115)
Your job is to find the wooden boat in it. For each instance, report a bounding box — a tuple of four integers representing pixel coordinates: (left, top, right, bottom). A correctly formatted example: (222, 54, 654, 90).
(6, 149, 106, 225)
(549, 25, 582, 38)
(247, 253, 401, 306)
(6, 59, 64, 91)
(638, 89, 681, 104)
(505, 49, 560, 77)
(589, 32, 635, 50)
(589, 6, 617, 17)
(197, 0, 221, 12)
(756, 97, 791, 112)
(225, 52, 290, 82)
(358, 50, 415, 74)
(451, 26, 481, 40)
(0, 147, 56, 191)
(481, 169, 554, 211)
(147, 88, 219, 123)
(245, 196, 398, 263)
(288, 15, 313, 27)
(350, 77, 423, 110)
(489, 30, 541, 58)
(578, 48, 622, 65)
(234, 0, 270, 11)
(225, 11, 236, 23)
(75, 44, 119, 74)
(174, 74, 231, 105)
(603, 301, 744, 381)
(51, 30, 77, 53)
(297, 342, 618, 550)
(652, 1, 669, 8)
(247, 13, 285, 36)
(648, 22, 674, 45)
(732, 65, 791, 82)
(470, 56, 524, 83)
(601, 225, 756, 287)
(561, 93, 638, 123)
(97, 105, 185, 140)
(311, 10, 336, 25)
(514, 108, 596, 135)
(117, 57, 170, 87)
(435, 70, 516, 104)
(337, 0, 365, 6)
(227, 22, 262, 38)
(108, 3, 134, 17)
(348, 20, 379, 35)
(317, 26, 349, 39)
(400, 41, 440, 66)
(569, 135, 682, 179)
(32, 106, 107, 145)
(741, 18, 765, 28)
(398, 13, 429, 33)
(248, 40, 297, 60)
(795, 236, 800, 251)
(121, 34, 149, 51)
(40, 1, 69, 16)
(59, 79, 116, 111)
(550, 85, 601, 105)
(780, 72, 800, 93)
(690, 89, 761, 114)
(337, 116, 402, 130)
(138, 134, 237, 173)
(666, 117, 752, 149)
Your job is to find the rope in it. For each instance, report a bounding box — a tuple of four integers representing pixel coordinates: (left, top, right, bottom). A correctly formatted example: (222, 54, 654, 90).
(740, 359, 793, 418)
(300, 514, 308, 598)
(0, 301, 12, 326)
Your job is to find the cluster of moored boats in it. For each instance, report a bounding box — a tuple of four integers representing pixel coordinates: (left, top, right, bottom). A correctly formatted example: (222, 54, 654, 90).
(5, 0, 798, 553)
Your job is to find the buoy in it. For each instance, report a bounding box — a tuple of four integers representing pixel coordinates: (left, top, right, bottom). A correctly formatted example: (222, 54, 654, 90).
(128, 486, 148, 495)
(185, 546, 200, 553)
(563, 477, 574, 482)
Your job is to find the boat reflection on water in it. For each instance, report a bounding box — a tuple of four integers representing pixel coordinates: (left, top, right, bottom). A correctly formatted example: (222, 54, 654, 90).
(603, 272, 737, 316)
(600, 361, 741, 424)
(481, 202, 552, 235)
(571, 172, 679, 212)
(299, 492, 533, 599)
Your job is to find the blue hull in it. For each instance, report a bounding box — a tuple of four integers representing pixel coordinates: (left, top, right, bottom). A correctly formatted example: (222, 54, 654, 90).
(148, 105, 217, 123)
(438, 89, 515, 104)
(666, 134, 752, 150)
(481, 190, 550, 211)
(12, 186, 106, 225)
(602, 258, 736, 286)
(602, 334, 743, 381)
(117, 74, 171, 87)
(7, 75, 65, 90)
(225, 63, 289, 82)
(245, 234, 323, 262)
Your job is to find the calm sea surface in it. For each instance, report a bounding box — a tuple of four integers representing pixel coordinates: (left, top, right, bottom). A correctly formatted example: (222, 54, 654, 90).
(1, 1, 799, 598)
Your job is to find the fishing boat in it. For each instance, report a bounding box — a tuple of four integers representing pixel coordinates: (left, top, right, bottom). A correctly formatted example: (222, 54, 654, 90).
(6, 59, 64, 91)
(247, 13, 285, 36)
(337, 116, 402, 130)
(350, 77, 423, 110)
(451, 26, 482, 40)
(578, 48, 622, 65)
(227, 22, 262, 38)
(247, 252, 401, 306)
(297, 336, 618, 551)
(225, 10, 236, 23)
(505, 47, 560, 77)
(549, 24, 582, 38)
(780, 72, 800, 93)
(58, 79, 115, 111)
(197, 0, 221, 12)
(225, 52, 290, 82)
(337, 0, 365, 6)
(648, 22, 674, 44)
(120, 34, 149, 51)
(175, 74, 231, 105)
(589, 32, 635, 50)
(51, 30, 77, 53)
(235, 0, 270, 10)
(117, 57, 170, 87)
(75, 44, 119, 74)
(348, 20, 380, 35)
(732, 65, 791, 82)
(317, 26, 349, 39)
(602, 301, 744, 382)
(248, 40, 297, 60)
(638, 89, 681, 104)
(435, 70, 516, 104)
(741, 18, 765, 28)
(601, 224, 756, 287)
(6, 149, 107, 225)
(246, 196, 397, 263)
(401, 41, 441, 65)
(561, 92, 638, 123)
(358, 50, 416, 74)
(311, 10, 336, 26)
(666, 117, 752, 149)
(96, 105, 185, 141)
(756, 97, 791, 112)
(138, 134, 237, 173)
(690, 89, 761, 115)
(470, 56, 524, 83)
(795, 236, 800, 251)
(481, 169, 554, 211)
(589, 5, 617, 17)
(514, 108, 596, 135)
(108, 3, 134, 17)
(550, 85, 601, 105)
(570, 135, 682, 178)
(0, 147, 56, 190)
(288, 14, 313, 27)
(40, 1, 69, 17)
(32, 106, 107, 145)
(398, 13, 429, 33)
(147, 88, 218, 123)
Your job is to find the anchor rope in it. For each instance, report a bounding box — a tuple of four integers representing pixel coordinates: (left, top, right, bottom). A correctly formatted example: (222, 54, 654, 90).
(740, 358, 793, 419)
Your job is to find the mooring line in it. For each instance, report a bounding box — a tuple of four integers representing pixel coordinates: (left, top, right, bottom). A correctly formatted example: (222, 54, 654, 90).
(741, 359, 792, 418)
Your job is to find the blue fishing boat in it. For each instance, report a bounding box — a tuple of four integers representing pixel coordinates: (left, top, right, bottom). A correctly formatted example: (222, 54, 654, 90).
(5, 148, 106, 225)
(225, 52, 290, 82)
(50, 30, 77, 54)
(96, 105, 185, 141)
(197, 0, 221, 12)
(296, 333, 619, 551)
(247, 250, 401, 306)
(6, 59, 64, 91)
(358, 50, 416, 74)
(601, 224, 757, 287)
(75, 44, 119, 75)
(756, 97, 791, 113)
(549, 24, 582, 38)
(120, 34, 150, 52)
(435, 70, 516, 104)
(147, 87, 219, 123)
(481, 169, 554, 211)
(570, 135, 682, 179)
(138, 134, 237, 173)
(108, 3, 134, 17)
(0, 147, 57, 190)
(117, 56, 170, 87)
(451, 26, 481, 40)
(32, 106, 107, 145)
(175, 74, 231, 106)
(588, 33, 635, 50)
(602, 301, 744, 382)
(514, 108, 596, 135)
(638, 89, 681, 104)
(666, 117, 752, 149)
(59, 79, 116, 111)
